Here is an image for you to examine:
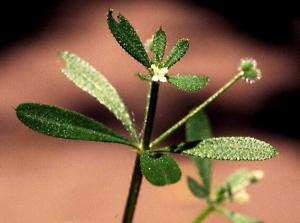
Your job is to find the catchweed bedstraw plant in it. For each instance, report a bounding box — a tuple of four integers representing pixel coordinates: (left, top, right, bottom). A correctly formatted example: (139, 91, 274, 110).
(15, 9, 277, 223)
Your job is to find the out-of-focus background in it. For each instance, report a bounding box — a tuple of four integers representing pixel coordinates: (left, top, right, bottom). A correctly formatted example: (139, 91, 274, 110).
(0, 0, 299, 222)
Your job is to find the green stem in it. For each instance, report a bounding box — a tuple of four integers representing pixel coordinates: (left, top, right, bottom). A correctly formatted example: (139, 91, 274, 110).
(122, 81, 160, 223)
(193, 205, 214, 223)
(150, 73, 243, 148)
(142, 81, 160, 149)
(122, 155, 143, 223)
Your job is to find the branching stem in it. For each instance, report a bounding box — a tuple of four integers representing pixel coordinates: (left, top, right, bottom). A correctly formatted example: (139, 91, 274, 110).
(150, 73, 243, 148)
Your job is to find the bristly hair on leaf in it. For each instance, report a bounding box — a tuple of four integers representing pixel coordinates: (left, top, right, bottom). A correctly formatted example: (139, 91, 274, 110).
(152, 27, 167, 64)
(167, 75, 209, 93)
(16, 103, 133, 146)
(61, 51, 138, 140)
(164, 38, 189, 68)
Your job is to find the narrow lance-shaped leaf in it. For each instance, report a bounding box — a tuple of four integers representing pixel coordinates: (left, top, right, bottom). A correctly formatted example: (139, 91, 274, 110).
(220, 208, 262, 223)
(168, 75, 209, 93)
(107, 9, 150, 68)
(16, 103, 132, 146)
(186, 110, 212, 196)
(164, 38, 189, 68)
(182, 137, 278, 161)
(186, 110, 212, 142)
(194, 158, 211, 195)
(187, 176, 207, 198)
(140, 151, 181, 186)
(152, 27, 166, 64)
(61, 51, 137, 140)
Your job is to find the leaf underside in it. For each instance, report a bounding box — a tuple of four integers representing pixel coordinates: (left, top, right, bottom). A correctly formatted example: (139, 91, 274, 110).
(16, 103, 132, 145)
(168, 75, 209, 92)
(61, 51, 137, 140)
(107, 9, 150, 68)
(183, 137, 277, 161)
(140, 151, 181, 186)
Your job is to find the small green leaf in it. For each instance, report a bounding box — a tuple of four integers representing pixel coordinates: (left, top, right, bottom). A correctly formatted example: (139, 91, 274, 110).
(152, 27, 167, 63)
(136, 72, 151, 81)
(107, 9, 150, 68)
(164, 38, 189, 68)
(194, 158, 211, 195)
(61, 51, 137, 140)
(182, 137, 277, 161)
(168, 75, 209, 93)
(220, 209, 262, 223)
(187, 176, 207, 198)
(186, 110, 212, 142)
(140, 151, 181, 186)
(16, 103, 132, 146)
(186, 110, 212, 194)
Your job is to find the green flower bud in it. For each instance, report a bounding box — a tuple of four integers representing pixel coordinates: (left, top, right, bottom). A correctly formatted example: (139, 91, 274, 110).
(238, 58, 262, 84)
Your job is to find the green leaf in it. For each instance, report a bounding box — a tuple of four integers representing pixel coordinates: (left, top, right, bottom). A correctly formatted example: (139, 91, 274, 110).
(136, 72, 151, 81)
(164, 38, 189, 68)
(185, 110, 212, 141)
(16, 103, 132, 146)
(61, 51, 137, 140)
(168, 75, 209, 93)
(107, 9, 150, 68)
(194, 158, 211, 195)
(152, 27, 167, 63)
(186, 110, 212, 194)
(220, 209, 262, 223)
(182, 137, 278, 161)
(187, 176, 207, 198)
(140, 151, 181, 186)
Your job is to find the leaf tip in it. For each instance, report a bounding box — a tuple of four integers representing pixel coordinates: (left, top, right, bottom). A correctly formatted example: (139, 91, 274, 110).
(107, 8, 114, 17)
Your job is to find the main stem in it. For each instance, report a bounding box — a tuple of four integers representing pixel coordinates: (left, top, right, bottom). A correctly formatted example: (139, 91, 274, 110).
(122, 155, 143, 223)
(142, 82, 159, 149)
(122, 81, 160, 223)
(193, 205, 214, 223)
(150, 73, 243, 148)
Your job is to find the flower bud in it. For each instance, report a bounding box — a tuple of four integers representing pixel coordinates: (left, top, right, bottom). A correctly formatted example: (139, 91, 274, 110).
(233, 189, 250, 204)
(250, 170, 264, 183)
(238, 58, 262, 84)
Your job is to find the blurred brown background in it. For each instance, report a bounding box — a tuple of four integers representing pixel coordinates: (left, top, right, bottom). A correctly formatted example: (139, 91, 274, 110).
(0, 0, 299, 222)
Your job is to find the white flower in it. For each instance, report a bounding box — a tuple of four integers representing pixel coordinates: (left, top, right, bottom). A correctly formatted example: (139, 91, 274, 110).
(151, 64, 168, 82)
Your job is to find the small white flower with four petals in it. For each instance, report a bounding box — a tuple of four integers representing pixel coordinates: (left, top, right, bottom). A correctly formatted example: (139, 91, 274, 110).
(151, 64, 168, 82)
